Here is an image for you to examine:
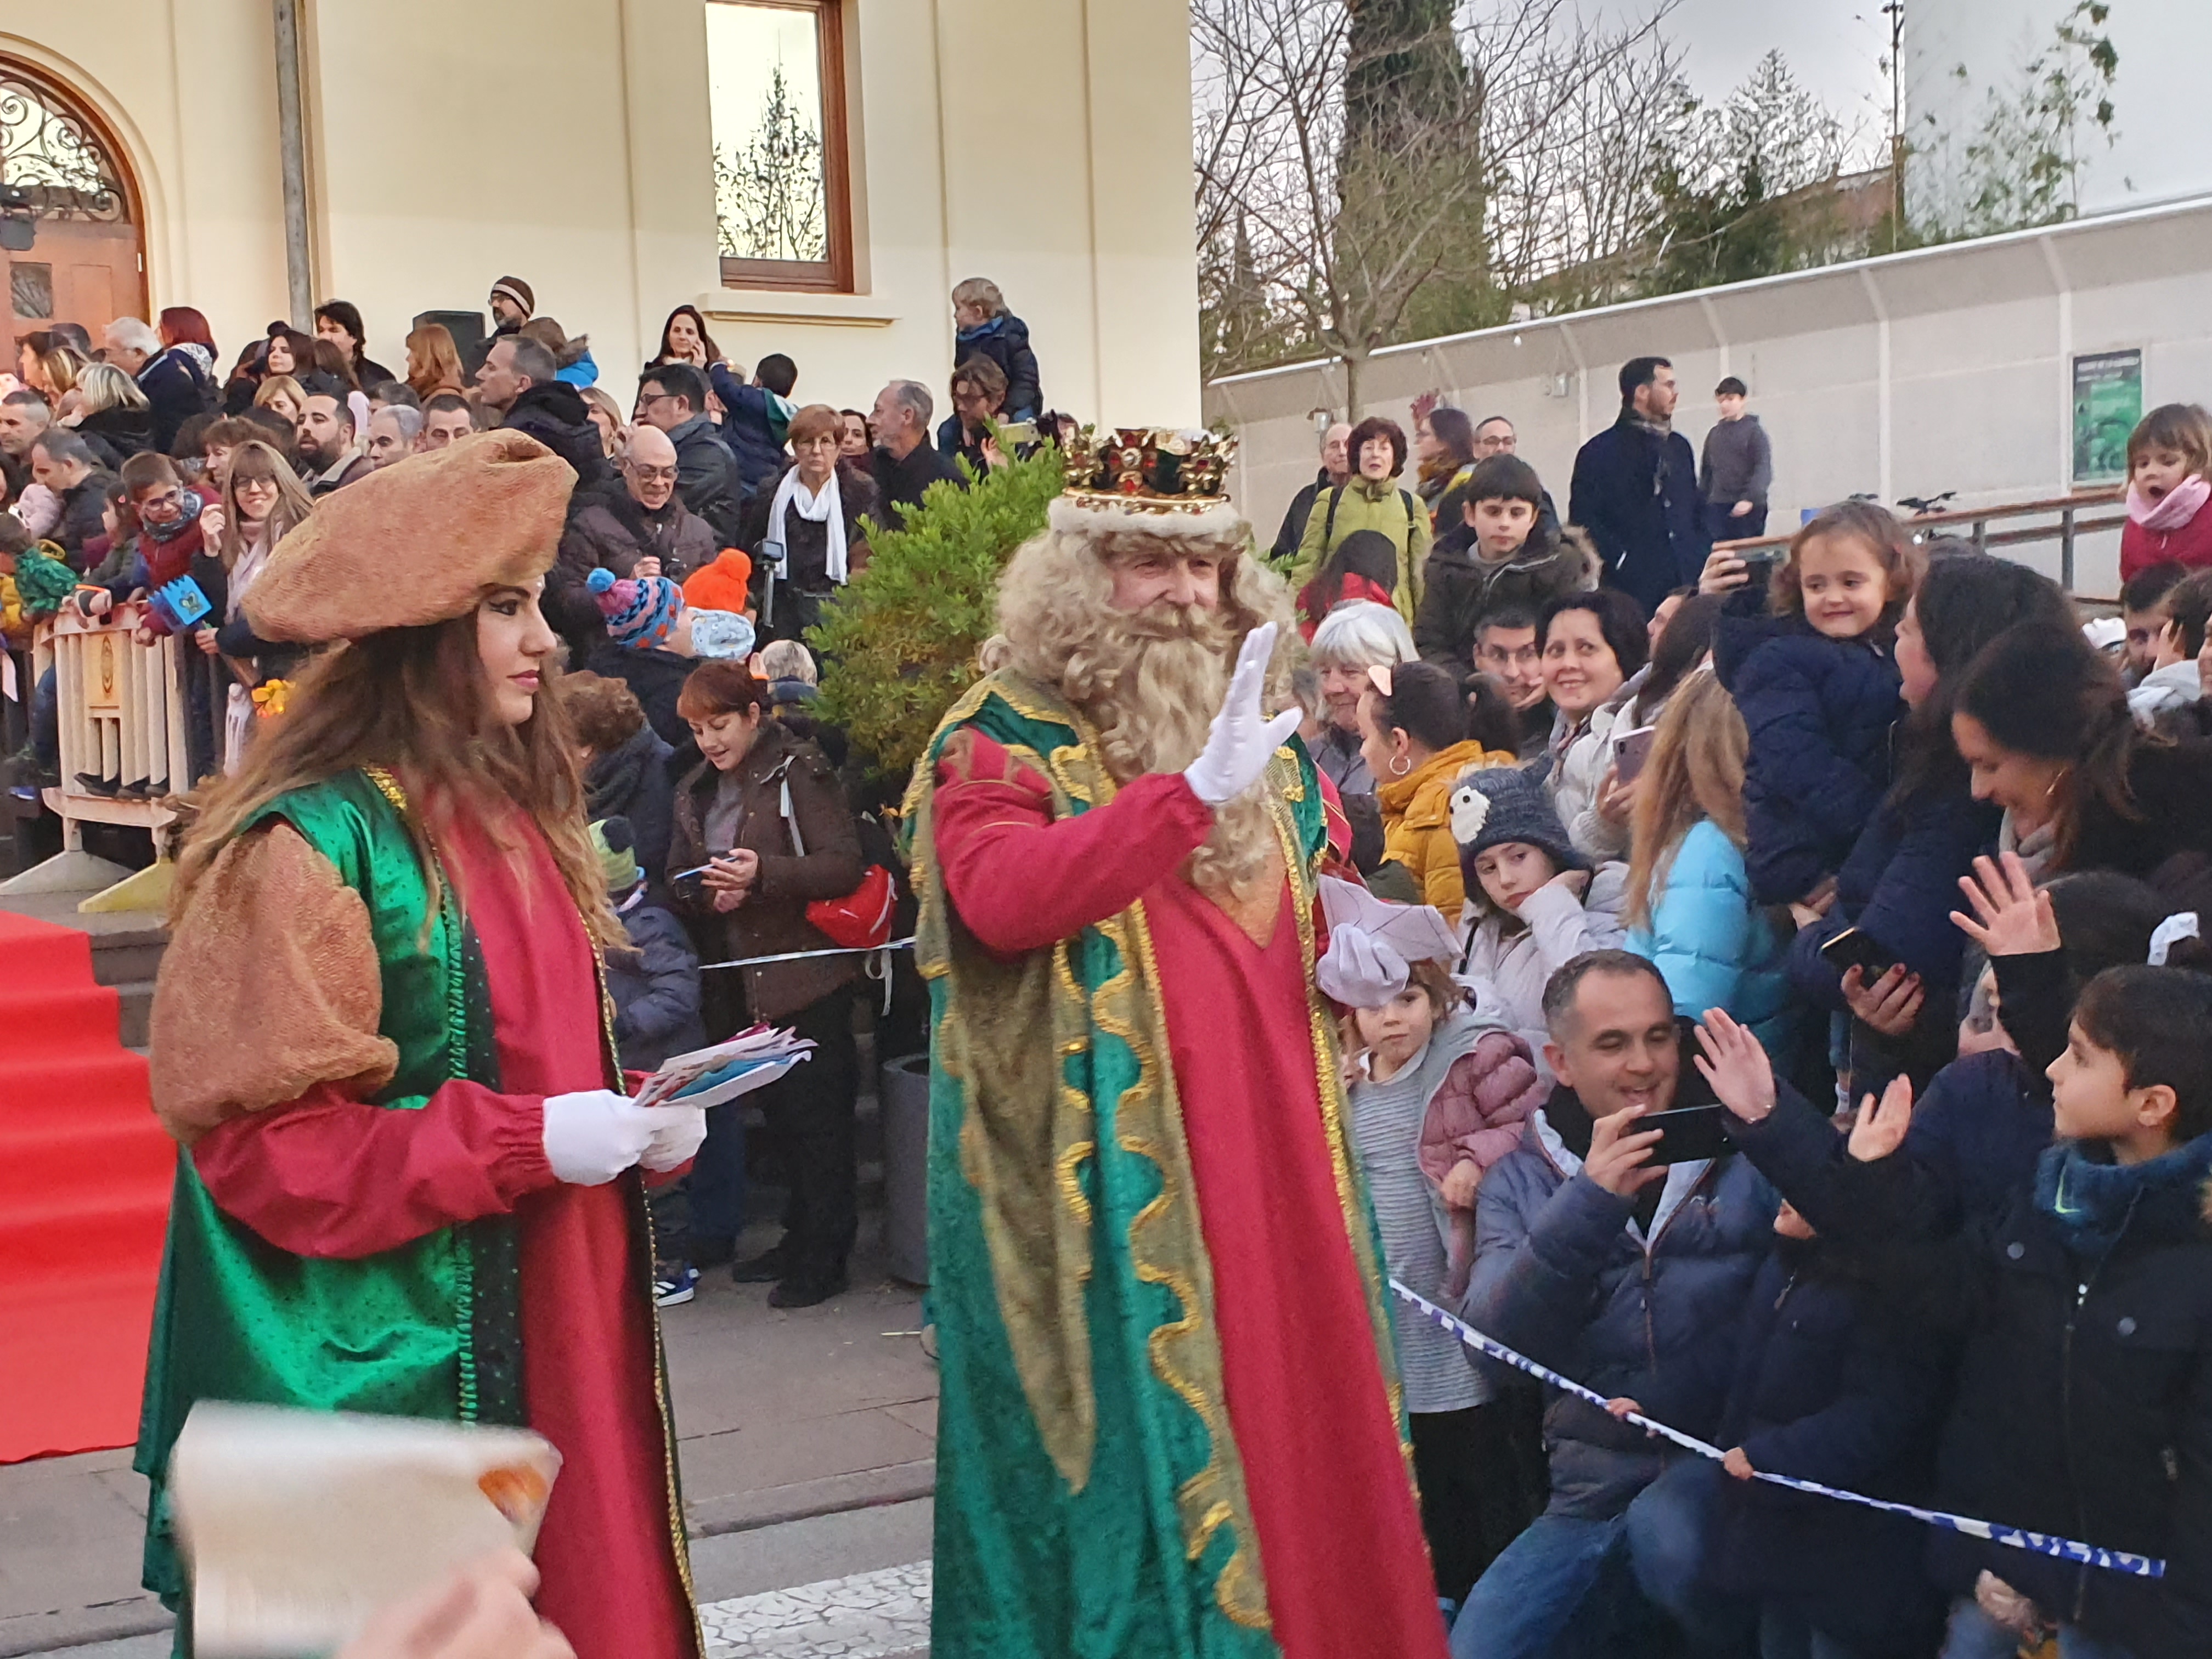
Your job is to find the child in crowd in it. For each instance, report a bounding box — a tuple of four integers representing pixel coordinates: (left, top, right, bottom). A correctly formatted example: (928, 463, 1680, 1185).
(1331, 939, 1548, 1616)
(1360, 660, 1519, 912)
(1699, 961, 2212, 1659)
(584, 566, 757, 744)
(707, 352, 799, 498)
(1451, 765, 1627, 1066)
(1701, 1181, 1949, 1659)
(1722, 499, 1909, 909)
(1626, 670, 1796, 1057)
(755, 636, 820, 722)
(949, 278, 1041, 422)
(1297, 527, 1400, 639)
(596, 814, 710, 1307)
(2118, 402, 2212, 580)
(1413, 454, 1598, 668)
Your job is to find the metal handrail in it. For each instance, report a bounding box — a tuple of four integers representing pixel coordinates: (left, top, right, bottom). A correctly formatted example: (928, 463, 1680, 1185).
(1714, 486, 2127, 598)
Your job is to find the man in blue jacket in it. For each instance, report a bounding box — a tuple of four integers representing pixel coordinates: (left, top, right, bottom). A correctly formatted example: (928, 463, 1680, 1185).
(1569, 357, 1708, 614)
(1453, 951, 1776, 1659)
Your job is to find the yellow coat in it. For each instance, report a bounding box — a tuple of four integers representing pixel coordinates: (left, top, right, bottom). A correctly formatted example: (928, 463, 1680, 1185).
(1375, 739, 1518, 916)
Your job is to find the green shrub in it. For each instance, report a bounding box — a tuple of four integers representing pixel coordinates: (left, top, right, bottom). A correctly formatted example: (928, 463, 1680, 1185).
(809, 445, 1064, 785)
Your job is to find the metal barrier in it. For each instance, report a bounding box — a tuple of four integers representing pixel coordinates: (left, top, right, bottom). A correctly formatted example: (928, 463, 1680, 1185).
(0, 600, 188, 909)
(1716, 487, 2128, 602)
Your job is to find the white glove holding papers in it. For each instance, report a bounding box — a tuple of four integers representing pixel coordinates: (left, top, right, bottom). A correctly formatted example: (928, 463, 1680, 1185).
(1314, 876, 1463, 1009)
(540, 1090, 656, 1186)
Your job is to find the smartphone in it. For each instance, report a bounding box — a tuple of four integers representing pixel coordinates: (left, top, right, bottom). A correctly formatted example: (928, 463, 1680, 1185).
(996, 419, 1040, 449)
(1642, 1104, 1733, 1166)
(1612, 725, 1658, 786)
(1735, 550, 1782, 589)
(1819, 926, 1900, 980)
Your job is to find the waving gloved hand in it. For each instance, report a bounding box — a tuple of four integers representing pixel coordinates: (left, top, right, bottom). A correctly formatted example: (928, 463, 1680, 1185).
(1182, 623, 1303, 808)
(540, 1090, 657, 1186)
(1315, 923, 1410, 1008)
(640, 1103, 709, 1173)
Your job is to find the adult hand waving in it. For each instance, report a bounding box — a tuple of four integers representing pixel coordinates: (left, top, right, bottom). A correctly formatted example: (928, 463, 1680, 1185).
(1949, 852, 2059, 957)
(1182, 623, 1301, 807)
(1693, 1008, 1776, 1124)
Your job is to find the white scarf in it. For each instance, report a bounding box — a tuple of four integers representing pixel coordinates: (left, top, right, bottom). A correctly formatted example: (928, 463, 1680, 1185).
(765, 465, 848, 585)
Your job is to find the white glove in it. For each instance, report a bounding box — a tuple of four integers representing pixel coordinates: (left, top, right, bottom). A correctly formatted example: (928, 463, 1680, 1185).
(639, 1103, 709, 1172)
(1182, 622, 1304, 807)
(541, 1090, 656, 1186)
(1316, 923, 1410, 1008)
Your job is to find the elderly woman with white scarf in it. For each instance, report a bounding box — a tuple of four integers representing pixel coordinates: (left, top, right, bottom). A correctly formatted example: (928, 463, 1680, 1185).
(739, 401, 879, 647)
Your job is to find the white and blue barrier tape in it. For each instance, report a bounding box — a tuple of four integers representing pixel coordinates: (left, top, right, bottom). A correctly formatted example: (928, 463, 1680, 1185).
(1387, 1278, 2164, 1581)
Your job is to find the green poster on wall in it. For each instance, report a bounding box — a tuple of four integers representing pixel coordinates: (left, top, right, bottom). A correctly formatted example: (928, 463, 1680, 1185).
(2073, 348, 2142, 485)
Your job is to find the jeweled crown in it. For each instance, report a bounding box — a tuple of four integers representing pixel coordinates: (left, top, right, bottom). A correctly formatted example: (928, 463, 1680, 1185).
(1059, 425, 1237, 517)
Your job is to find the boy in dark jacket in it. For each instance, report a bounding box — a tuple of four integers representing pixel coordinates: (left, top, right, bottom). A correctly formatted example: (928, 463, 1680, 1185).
(1698, 967, 2212, 1659)
(1700, 1190, 1948, 1657)
(950, 277, 1041, 421)
(708, 352, 798, 498)
(1415, 455, 1597, 667)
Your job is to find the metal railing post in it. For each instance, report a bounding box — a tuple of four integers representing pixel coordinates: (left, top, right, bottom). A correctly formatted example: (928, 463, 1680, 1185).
(2060, 505, 2077, 595)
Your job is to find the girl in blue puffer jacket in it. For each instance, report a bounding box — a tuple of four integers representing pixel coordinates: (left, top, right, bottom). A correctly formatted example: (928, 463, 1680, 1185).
(1625, 670, 1798, 1060)
(1722, 500, 1911, 907)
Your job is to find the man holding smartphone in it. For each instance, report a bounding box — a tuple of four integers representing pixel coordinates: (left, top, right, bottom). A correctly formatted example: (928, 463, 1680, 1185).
(1453, 952, 1778, 1658)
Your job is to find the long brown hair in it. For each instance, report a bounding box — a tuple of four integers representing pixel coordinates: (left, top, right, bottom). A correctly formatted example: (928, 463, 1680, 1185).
(406, 323, 467, 397)
(172, 615, 621, 950)
(218, 440, 316, 570)
(1625, 671, 1748, 929)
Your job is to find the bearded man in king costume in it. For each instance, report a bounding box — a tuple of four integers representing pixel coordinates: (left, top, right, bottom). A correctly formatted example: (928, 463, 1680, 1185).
(906, 429, 1448, 1659)
(134, 432, 704, 1658)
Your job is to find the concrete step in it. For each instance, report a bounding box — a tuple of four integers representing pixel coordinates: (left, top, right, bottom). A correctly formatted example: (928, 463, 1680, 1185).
(109, 980, 155, 1050)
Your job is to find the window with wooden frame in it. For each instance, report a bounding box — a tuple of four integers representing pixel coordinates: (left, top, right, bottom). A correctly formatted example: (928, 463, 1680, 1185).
(707, 0, 853, 292)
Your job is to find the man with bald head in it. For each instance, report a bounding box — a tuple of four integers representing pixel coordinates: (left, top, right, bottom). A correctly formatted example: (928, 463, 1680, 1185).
(1271, 417, 1353, 563)
(549, 421, 718, 658)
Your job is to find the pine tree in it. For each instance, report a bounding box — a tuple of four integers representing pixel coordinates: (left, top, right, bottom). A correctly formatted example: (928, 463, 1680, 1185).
(809, 445, 1065, 785)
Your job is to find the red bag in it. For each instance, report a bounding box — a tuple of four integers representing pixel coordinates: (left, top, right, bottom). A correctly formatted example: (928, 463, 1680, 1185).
(807, 864, 895, 951)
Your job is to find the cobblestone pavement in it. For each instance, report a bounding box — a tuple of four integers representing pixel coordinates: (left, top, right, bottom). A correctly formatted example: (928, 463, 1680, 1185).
(699, 1560, 930, 1658)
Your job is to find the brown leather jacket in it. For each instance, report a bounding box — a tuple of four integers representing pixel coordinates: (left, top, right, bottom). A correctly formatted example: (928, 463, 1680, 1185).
(669, 722, 863, 1022)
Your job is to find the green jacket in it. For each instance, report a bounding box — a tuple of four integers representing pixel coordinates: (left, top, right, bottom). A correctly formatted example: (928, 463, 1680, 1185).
(1289, 476, 1431, 625)
(132, 771, 674, 1627)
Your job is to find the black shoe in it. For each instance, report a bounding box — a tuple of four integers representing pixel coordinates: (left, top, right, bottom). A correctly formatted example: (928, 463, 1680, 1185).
(768, 1267, 848, 1309)
(731, 1242, 789, 1284)
(679, 1234, 738, 1270)
(116, 777, 151, 802)
(74, 772, 119, 798)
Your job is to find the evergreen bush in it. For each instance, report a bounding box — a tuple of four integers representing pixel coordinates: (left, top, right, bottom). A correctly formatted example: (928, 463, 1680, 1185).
(809, 445, 1064, 785)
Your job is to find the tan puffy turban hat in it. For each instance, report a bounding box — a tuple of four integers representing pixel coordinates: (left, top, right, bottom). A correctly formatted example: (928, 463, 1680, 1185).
(244, 430, 574, 643)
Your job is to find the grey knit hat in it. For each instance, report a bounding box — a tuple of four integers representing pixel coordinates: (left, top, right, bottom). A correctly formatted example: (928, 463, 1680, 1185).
(1448, 764, 1587, 873)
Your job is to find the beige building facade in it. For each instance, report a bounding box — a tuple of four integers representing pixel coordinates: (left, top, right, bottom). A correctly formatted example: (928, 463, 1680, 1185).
(0, 0, 1200, 423)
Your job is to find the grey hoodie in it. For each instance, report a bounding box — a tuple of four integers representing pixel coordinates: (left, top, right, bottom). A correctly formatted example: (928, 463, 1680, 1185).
(1700, 412, 1773, 507)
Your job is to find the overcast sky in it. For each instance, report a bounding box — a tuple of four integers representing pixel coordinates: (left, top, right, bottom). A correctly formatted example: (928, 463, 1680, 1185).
(1632, 0, 1893, 152)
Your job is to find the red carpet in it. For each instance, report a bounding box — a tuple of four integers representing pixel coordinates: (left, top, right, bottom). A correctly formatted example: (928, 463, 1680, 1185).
(0, 908, 172, 1464)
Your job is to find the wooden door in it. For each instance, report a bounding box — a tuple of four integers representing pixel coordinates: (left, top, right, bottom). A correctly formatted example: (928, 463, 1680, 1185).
(0, 61, 145, 374)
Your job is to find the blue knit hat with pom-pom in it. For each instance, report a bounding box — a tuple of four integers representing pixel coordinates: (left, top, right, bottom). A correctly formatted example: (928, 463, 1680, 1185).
(587, 565, 684, 650)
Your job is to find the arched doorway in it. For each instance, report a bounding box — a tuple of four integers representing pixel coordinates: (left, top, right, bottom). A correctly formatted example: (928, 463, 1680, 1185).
(0, 61, 145, 373)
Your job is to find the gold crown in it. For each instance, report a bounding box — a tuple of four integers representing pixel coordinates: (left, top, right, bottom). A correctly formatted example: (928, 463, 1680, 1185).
(1058, 425, 1237, 516)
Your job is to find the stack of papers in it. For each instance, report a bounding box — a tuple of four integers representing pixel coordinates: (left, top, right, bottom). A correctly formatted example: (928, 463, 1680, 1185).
(635, 1025, 816, 1110)
(1317, 875, 1463, 964)
(170, 1402, 561, 1657)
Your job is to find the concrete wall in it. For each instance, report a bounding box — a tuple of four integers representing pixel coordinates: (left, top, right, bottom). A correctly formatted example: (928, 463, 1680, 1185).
(1204, 195, 2212, 603)
(0, 0, 1199, 422)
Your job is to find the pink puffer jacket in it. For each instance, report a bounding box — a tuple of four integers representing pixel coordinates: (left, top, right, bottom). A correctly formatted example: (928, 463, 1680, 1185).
(1415, 1027, 1548, 1294)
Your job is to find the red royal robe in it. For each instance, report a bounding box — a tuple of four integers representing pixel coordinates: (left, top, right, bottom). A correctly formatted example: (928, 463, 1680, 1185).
(933, 738, 1447, 1659)
(191, 812, 696, 1659)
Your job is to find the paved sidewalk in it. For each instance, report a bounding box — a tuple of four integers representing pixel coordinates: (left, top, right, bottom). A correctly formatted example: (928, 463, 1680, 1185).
(0, 1226, 936, 1657)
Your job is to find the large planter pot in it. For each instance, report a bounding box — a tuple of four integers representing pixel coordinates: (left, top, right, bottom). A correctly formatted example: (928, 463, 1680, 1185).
(880, 1053, 930, 1286)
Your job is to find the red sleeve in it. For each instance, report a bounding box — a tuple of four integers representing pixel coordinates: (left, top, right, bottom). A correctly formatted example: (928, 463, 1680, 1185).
(191, 1080, 559, 1260)
(932, 726, 1215, 956)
